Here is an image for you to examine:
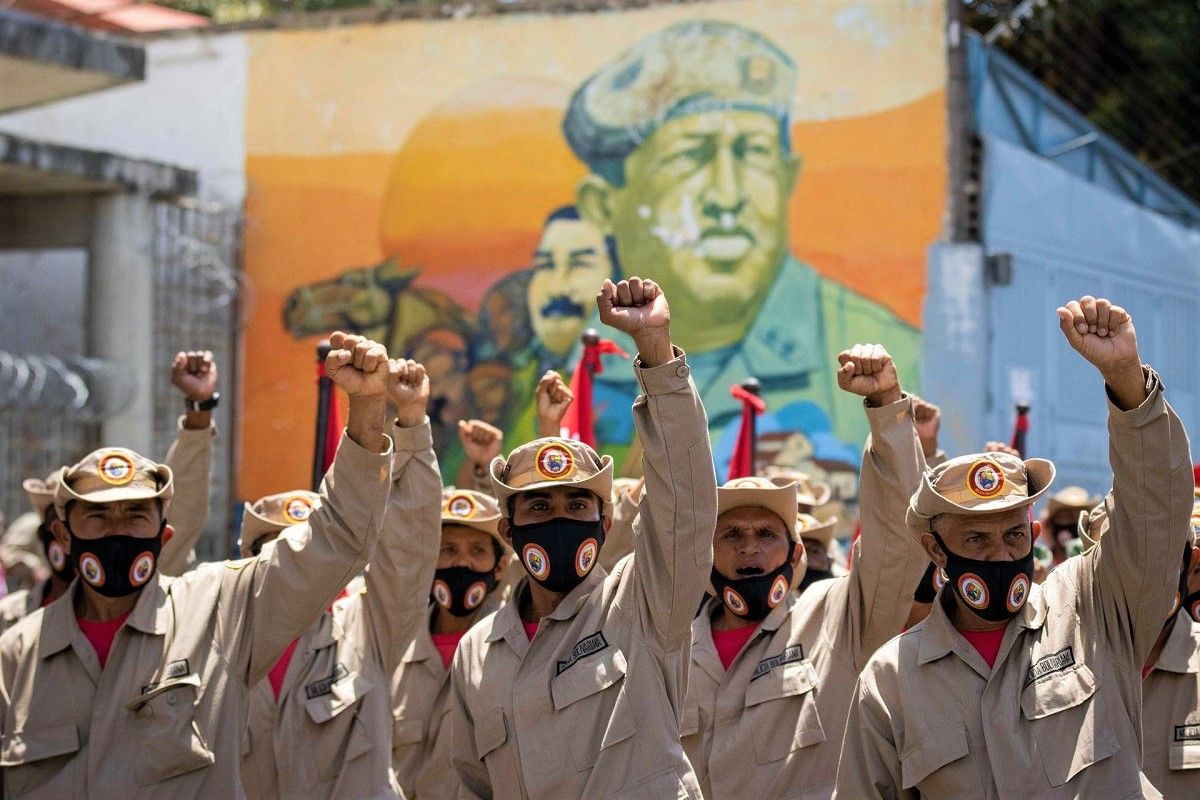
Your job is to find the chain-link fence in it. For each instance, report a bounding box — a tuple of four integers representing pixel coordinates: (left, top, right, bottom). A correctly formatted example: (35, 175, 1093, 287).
(152, 198, 242, 561)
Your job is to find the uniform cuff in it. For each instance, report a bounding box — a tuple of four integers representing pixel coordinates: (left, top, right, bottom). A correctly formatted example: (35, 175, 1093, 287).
(1106, 366, 1163, 429)
(333, 427, 395, 476)
(391, 416, 433, 452)
(634, 347, 691, 396)
(864, 392, 913, 430)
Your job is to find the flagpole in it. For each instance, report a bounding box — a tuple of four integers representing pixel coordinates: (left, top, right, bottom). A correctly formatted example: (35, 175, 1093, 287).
(312, 339, 332, 492)
(1010, 403, 1030, 459)
(741, 377, 761, 473)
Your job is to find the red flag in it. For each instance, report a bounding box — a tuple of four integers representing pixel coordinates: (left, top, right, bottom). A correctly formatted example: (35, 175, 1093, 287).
(317, 361, 343, 473)
(726, 383, 766, 481)
(1010, 405, 1030, 458)
(561, 336, 628, 447)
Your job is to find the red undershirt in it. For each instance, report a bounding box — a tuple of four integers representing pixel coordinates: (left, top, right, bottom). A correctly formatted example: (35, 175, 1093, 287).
(266, 587, 353, 701)
(523, 621, 540, 641)
(432, 631, 465, 670)
(77, 613, 130, 669)
(959, 627, 1006, 669)
(712, 623, 758, 671)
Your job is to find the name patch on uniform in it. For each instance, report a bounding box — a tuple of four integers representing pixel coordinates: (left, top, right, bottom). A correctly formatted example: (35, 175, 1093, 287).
(305, 663, 349, 700)
(1025, 646, 1074, 687)
(1175, 724, 1200, 742)
(556, 632, 608, 675)
(141, 659, 192, 693)
(751, 645, 805, 682)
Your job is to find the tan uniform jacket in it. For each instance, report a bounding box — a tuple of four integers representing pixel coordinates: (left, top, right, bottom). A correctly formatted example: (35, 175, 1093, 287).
(599, 483, 640, 574)
(448, 352, 717, 800)
(1143, 610, 1200, 798)
(0, 432, 393, 799)
(240, 419, 440, 800)
(0, 420, 214, 639)
(835, 371, 1194, 800)
(684, 394, 928, 800)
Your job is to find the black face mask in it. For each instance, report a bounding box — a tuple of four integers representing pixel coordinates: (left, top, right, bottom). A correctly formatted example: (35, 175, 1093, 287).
(68, 523, 164, 598)
(431, 566, 498, 618)
(710, 560, 794, 621)
(39, 524, 75, 584)
(510, 517, 604, 593)
(798, 568, 834, 593)
(933, 533, 1033, 623)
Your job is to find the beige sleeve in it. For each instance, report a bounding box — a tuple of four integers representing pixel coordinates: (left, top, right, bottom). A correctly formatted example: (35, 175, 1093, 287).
(599, 486, 640, 574)
(1081, 368, 1194, 672)
(221, 431, 394, 686)
(836, 395, 929, 669)
(448, 650, 492, 800)
(625, 350, 717, 653)
(159, 417, 216, 576)
(834, 669, 912, 800)
(363, 418, 442, 677)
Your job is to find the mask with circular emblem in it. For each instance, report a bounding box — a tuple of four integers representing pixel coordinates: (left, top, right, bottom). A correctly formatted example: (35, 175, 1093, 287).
(575, 538, 598, 577)
(129, 551, 156, 587)
(48, 540, 67, 572)
(523, 543, 550, 581)
(432, 579, 452, 609)
(934, 567, 948, 591)
(768, 574, 788, 608)
(723, 587, 749, 616)
(79, 553, 105, 587)
(1006, 573, 1030, 613)
(465, 581, 488, 610)
(957, 573, 990, 610)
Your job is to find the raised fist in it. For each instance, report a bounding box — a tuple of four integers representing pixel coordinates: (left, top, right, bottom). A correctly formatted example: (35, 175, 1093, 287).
(326, 332, 389, 397)
(171, 350, 218, 402)
(1056, 296, 1138, 374)
(837, 343, 900, 406)
(535, 370, 574, 437)
(911, 396, 941, 458)
(457, 419, 503, 467)
(387, 359, 429, 428)
(983, 440, 1021, 458)
(597, 278, 670, 336)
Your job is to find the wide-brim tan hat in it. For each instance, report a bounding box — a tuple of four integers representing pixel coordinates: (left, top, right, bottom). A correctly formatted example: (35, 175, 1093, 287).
(55, 448, 173, 520)
(762, 466, 832, 508)
(1047, 486, 1100, 516)
(22, 470, 59, 518)
(1077, 503, 1109, 555)
(906, 452, 1055, 538)
(712, 477, 808, 595)
(490, 437, 613, 518)
(241, 490, 322, 552)
(796, 512, 839, 546)
(441, 488, 509, 554)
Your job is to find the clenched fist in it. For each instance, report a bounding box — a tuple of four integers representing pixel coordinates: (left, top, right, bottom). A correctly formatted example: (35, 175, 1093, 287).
(535, 370, 574, 437)
(597, 278, 673, 367)
(458, 419, 503, 467)
(326, 332, 390, 397)
(387, 359, 429, 428)
(171, 350, 218, 402)
(837, 343, 901, 407)
(1056, 296, 1146, 409)
(912, 396, 941, 459)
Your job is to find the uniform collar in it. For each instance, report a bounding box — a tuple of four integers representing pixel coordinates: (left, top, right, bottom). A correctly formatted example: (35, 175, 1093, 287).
(1154, 610, 1200, 674)
(483, 569, 607, 652)
(546, 566, 606, 622)
(692, 592, 796, 680)
(40, 573, 172, 661)
(581, 258, 822, 422)
(125, 572, 172, 636)
(916, 589, 1024, 680)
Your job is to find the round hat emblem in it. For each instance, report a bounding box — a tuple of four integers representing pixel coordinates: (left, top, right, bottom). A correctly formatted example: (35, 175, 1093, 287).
(534, 444, 575, 481)
(283, 495, 314, 524)
(967, 460, 1006, 499)
(97, 454, 136, 487)
(446, 493, 477, 519)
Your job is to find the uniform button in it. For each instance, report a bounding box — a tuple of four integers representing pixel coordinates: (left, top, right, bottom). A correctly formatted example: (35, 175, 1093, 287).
(166, 693, 179, 706)
(675, 364, 690, 379)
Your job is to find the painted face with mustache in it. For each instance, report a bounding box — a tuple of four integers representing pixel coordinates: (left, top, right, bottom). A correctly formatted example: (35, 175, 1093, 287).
(527, 216, 613, 357)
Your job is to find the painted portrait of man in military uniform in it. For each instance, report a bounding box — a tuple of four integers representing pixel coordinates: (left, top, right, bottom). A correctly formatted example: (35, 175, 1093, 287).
(562, 20, 921, 473)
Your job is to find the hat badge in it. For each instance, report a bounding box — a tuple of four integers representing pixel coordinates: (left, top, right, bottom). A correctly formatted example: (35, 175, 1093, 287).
(535, 443, 575, 481)
(97, 453, 136, 487)
(966, 460, 1006, 500)
(446, 493, 477, 519)
(282, 495, 314, 524)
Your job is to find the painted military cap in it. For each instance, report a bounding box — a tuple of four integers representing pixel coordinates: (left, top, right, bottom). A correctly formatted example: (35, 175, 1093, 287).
(22, 469, 60, 517)
(562, 19, 797, 181)
(54, 448, 174, 520)
(241, 490, 321, 550)
(441, 487, 509, 553)
(906, 452, 1055, 537)
(490, 437, 614, 518)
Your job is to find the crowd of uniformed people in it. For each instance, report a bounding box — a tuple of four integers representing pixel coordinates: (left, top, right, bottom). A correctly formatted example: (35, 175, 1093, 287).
(0, 277, 1196, 799)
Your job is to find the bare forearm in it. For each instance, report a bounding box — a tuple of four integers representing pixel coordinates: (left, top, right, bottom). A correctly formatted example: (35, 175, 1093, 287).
(347, 396, 389, 453)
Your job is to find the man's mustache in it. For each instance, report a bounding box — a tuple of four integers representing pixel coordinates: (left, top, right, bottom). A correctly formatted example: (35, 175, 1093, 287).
(540, 296, 586, 319)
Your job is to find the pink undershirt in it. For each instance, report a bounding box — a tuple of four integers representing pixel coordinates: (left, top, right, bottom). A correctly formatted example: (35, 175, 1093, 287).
(523, 621, 540, 641)
(712, 623, 759, 670)
(959, 627, 1006, 669)
(268, 639, 299, 700)
(432, 631, 466, 670)
(77, 613, 130, 669)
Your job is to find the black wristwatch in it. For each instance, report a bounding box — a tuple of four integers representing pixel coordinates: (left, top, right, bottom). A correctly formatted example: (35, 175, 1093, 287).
(185, 392, 220, 413)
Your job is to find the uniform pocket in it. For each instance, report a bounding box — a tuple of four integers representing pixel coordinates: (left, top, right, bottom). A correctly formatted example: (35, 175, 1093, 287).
(550, 643, 634, 772)
(746, 660, 825, 764)
(899, 721, 977, 796)
(0, 722, 79, 767)
(473, 708, 507, 762)
(1169, 741, 1200, 770)
(126, 675, 215, 786)
(303, 670, 373, 780)
(1020, 663, 1119, 786)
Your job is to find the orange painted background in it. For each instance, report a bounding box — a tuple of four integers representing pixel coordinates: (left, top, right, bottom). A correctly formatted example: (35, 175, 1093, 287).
(241, 1, 946, 500)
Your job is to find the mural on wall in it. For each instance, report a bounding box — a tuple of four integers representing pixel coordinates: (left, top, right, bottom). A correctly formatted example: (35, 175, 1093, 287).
(242, 0, 946, 502)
